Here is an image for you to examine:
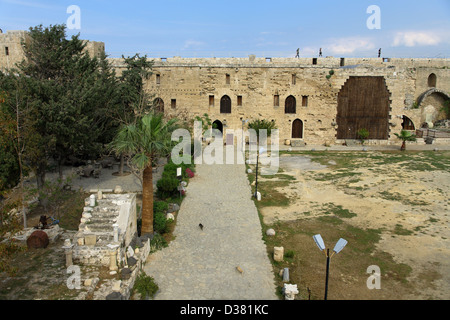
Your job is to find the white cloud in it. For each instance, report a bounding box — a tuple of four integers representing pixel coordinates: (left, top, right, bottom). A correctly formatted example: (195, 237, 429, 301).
(392, 31, 441, 47)
(326, 37, 375, 55)
(182, 40, 205, 50)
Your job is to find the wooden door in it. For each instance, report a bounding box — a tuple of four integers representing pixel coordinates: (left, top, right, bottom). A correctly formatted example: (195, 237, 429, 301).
(292, 119, 303, 139)
(220, 95, 231, 114)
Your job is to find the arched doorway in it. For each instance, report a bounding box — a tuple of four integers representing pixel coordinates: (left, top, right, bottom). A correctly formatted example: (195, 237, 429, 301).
(153, 98, 164, 113)
(401, 116, 415, 131)
(285, 95, 296, 114)
(428, 73, 437, 88)
(212, 120, 223, 135)
(292, 119, 303, 139)
(220, 95, 231, 114)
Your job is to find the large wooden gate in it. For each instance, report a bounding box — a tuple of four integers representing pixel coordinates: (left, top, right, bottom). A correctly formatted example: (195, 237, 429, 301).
(337, 76, 390, 140)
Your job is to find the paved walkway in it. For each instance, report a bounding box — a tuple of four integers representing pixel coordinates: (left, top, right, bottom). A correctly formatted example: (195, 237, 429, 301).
(143, 153, 277, 300)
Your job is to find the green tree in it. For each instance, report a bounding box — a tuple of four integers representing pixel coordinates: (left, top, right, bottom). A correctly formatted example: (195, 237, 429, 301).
(247, 119, 277, 138)
(0, 73, 37, 227)
(109, 54, 155, 175)
(15, 24, 118, 190)
(394, 130, 417, 151)
(109, 112, 179, 235)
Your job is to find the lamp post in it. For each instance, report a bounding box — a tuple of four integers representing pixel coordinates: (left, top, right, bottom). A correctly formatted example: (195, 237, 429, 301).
(254, 147, 265, 199)
(313, 234, 347, 300)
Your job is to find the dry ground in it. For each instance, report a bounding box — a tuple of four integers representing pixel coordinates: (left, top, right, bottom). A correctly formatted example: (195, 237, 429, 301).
(249, 150, 450, 300)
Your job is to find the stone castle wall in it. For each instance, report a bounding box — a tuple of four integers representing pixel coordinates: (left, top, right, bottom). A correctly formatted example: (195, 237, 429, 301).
(0, 30, 104, 71)
(109, 56, 450, 145)
(2, 29, 449, 145)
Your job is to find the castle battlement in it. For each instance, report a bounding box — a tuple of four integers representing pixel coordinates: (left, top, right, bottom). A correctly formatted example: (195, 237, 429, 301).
(2, 30, 449, 146)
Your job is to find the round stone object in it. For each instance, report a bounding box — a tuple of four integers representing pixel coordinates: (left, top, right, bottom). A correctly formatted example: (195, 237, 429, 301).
(27, 230, 49, 249)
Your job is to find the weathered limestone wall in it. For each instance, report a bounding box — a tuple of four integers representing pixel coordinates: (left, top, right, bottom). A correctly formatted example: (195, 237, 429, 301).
(73, 193, 137, 267)
(108, 56, 450, 145)
(2, 29, 448, 145)
(0, 30, 105, 72)
(0, 30, 29, 71)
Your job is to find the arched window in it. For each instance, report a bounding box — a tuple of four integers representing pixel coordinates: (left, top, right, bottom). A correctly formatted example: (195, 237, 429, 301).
(428, 73, 437, 88)
(292, 119, 303, 139)
(401, 116, 415, 131)
(153, 98, 164, 113)
(285, 95, 296, 114)
(220, 95, 231, 114)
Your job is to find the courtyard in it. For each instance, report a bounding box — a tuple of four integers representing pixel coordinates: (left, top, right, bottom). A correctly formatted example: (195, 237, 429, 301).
(248, 146, 450, 299)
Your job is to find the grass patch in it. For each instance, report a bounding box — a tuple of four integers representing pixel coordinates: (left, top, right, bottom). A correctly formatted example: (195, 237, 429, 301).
(393, 224, 413, 236)
(262, 217, 412, 300)
(321, 203, 357, 219)
(254, 180, 291, 208)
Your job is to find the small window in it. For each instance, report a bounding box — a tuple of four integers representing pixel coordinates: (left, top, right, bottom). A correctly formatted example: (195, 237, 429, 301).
(5, 47, 9, 56)
(312, 58, 317, 65)
(266, 57, 272, 62)
(292, 74, 296, 85)
(428, 73, 437, 88)
(156, 74, 160, 84)
(274, 95, 280, 107)
(340, 58, 345, 67)
(209, 95, 214, 107)
(171, 99, 176, 109)
(226, 74, 230, 85)
(237, 96, 242, 106)
(161, 57, 167, 62)
(302, 96, 308, 107)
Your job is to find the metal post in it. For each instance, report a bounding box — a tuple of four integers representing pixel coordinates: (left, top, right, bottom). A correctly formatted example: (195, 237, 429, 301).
(324, 248, 330, 300)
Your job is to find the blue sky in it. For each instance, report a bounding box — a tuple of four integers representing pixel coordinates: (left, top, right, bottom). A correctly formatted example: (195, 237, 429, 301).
(1, 0, 449, 58)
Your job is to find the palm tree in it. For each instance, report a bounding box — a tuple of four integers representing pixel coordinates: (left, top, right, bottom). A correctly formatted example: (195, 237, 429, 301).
(394, 129, 416, 151)
(110, 112, 178, 235)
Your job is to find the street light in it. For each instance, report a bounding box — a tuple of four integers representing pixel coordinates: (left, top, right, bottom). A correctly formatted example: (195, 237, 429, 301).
(254, 147, 266, 199)
(313, 234, 348, 300)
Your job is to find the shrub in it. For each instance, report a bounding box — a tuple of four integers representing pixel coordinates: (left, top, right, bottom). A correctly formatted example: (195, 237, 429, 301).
(357, 128, 370, 144)
(156, 177, 179, 199)
(153, 201, 168, 213)
(163, 160, 194, 180)
(150, 232, 168, 252)
(284, 250, 295, 259)
(133, 272, 159, 300)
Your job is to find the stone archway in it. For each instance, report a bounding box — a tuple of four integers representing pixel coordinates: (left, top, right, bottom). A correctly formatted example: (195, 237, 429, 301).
(212, 120, 223, 135)
(153, 98, 164, 113)
(416, 88, 450, 109)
